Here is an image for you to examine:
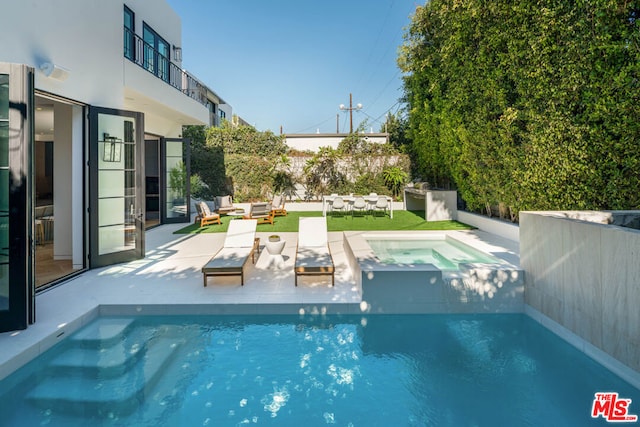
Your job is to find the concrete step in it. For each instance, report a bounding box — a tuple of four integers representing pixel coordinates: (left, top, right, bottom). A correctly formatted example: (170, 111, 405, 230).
(27, 336, 183, 416)
(70, 317, 135, 348)
(48, 340, 144, 378)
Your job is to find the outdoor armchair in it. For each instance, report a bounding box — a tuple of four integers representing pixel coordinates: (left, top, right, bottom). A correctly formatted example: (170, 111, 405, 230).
(196, 201, 221, 227)
(271, 194, 287, 216)
(243, 202, 275, 225)
(215, 195, 236, 214)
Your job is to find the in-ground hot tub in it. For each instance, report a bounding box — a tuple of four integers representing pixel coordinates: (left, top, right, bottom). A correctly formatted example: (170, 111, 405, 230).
(366, 237, 507, 270)
(343, 231, 524, 314)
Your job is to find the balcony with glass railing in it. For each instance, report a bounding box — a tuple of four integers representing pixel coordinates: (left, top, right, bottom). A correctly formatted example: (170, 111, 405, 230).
(124, 27, 207, 107)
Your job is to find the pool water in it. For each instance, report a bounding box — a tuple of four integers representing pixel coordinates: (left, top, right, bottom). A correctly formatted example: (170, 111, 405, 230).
(0, 314, 638, 426)
(367, 238, 505, 269)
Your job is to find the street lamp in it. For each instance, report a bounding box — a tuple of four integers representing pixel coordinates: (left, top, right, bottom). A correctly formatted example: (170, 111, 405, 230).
(339, 93, 362, 133)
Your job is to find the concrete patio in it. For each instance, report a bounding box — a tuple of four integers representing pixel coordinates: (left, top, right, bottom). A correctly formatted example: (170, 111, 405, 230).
(0, 205, 519, 381)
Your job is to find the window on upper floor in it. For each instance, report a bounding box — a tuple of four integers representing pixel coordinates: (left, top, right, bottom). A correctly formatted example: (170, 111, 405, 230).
(143, 23, 170, 83)
(124, 6, 135, 61)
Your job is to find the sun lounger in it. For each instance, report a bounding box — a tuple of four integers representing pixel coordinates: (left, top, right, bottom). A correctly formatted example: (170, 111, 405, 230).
(202, 219, 259, 286)
(294, 217, 334, 286)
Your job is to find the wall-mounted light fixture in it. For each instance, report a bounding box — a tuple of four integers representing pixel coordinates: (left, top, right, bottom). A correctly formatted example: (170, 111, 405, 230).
(39, 62, 70, 81)
(102, 133, 122, 162)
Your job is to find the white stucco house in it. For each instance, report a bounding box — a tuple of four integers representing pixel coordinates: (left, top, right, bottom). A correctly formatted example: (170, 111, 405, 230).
(0, 0, 232, 330)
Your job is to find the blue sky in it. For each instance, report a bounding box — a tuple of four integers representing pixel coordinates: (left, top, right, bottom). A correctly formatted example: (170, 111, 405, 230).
(166, 0, 418, 134)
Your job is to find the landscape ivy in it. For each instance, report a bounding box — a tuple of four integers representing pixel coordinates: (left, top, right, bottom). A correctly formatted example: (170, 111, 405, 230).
(184, 122, 410, 202)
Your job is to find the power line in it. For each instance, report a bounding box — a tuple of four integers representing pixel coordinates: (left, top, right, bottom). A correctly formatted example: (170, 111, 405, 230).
(357, 1, 415, 106)
(359, 0, 417, 112)
(360, 100, 403, 130)
(290, 115, 336, 134)
(340, 112, 349, 133)
(365, 69, 402, 112)
(354, 0, 398, 97)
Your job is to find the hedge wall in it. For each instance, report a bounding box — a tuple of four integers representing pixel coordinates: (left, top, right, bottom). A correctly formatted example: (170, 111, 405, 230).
(400, 1, 640, 220)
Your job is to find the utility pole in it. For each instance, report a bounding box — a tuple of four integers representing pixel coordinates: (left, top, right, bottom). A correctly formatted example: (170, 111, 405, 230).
(339, 93, 362, 133)
(348, 93, 354, 134)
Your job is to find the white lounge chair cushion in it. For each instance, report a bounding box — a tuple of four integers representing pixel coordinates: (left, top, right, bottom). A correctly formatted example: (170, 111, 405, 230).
(297, 217, 328, 247)
(295, 247, 334, 271)
(224, 219, 258, 248)
(203, 247, 254, 271)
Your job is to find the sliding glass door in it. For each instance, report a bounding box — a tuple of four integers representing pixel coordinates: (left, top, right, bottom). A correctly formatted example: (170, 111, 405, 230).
(162, 137, 190, 223)
(88, 107, 144, 268)
(0, 63, 35, 332)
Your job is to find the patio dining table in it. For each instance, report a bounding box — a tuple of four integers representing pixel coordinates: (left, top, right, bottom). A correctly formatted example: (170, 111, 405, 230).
(322, 194, 394, 218)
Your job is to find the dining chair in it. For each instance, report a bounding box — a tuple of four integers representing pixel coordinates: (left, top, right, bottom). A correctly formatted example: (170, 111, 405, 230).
(351, 196, 367, 217)
(372, 196, 388, 217)
(331, 196, 347, 217)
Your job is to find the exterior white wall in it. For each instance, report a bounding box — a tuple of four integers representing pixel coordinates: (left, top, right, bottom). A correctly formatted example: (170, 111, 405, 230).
(285, 133, 388, 152)
(71, 106, 84, 269)
(53, 104, 73, 260)
(520, 211, 640, 375)
(219, 104, 233, 124)
(5, 1, 124, 106)
(2, 0, 209, 136)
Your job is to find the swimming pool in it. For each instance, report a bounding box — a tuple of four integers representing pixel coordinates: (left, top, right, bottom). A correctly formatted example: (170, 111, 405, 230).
(367, 237, 506, 269)
(0, 314, 637, 426)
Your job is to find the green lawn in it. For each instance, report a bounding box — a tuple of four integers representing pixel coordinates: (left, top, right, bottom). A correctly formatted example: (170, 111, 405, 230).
(174, 210, 473, 234)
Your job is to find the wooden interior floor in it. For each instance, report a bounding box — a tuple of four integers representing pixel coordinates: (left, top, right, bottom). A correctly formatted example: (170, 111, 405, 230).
(35, 243, 79, 288)
(146, 218, 160, 229)
(35, 217, 161, 288)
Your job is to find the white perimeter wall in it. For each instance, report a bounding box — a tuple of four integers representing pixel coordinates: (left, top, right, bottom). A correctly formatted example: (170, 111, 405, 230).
(458, 211, 520, 242)
(285, 133, 388, 152)
(520, 211, 640, 375)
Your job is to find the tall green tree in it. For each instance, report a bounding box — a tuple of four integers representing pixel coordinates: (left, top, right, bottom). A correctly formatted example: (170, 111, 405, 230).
(380, 112, 410, 152)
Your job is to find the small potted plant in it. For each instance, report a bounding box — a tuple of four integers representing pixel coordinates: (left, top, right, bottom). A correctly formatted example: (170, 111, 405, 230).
(268, 235, 280, 242)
